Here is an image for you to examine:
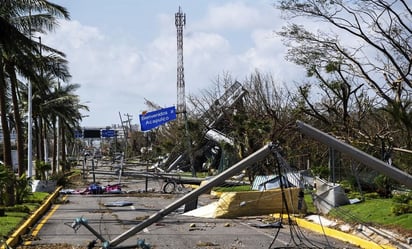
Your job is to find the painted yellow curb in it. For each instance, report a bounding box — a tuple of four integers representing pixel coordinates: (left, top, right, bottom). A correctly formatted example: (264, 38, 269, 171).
(23, 195, 68, 246)
(271, 214, 397, 249)
(1, 186, 62, 249)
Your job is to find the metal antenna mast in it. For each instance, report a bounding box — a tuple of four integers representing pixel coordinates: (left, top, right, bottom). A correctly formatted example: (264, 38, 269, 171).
(175, 7, 195, 176)
(175, 6, 186, 120)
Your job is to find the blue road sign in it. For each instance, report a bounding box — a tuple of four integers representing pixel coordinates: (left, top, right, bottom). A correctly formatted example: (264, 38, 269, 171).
(101, 129, 116, 138)
(139, 106, 176, 131)
(74, 130, 83, 138)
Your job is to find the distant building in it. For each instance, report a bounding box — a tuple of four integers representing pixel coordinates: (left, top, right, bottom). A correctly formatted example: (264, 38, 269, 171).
(0, 127, 17, 145)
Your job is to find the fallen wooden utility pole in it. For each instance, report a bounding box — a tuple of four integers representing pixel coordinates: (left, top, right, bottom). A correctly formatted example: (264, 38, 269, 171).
(108, 142, 275, 248)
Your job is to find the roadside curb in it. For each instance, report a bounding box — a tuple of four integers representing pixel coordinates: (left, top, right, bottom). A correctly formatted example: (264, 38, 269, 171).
(294, 216, 397, 249)
(207, 190, 397, 249)
(270, 214, 397, 249)
(2, 186, 62, 249)
(210, 191, 397, 249)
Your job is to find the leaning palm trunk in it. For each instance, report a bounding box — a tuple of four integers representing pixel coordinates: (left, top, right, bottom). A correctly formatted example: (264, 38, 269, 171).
(34, 117, 41, 162)
(0, 61, 15, 206)
(7, 65, 26, 176)
(39, 117, 45, 162)
(61, 124, 66, 171)
(52, 119, 57, 173)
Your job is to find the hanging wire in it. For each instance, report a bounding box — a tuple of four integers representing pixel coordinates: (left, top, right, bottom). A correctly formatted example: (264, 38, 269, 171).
(266, 147, 335, 249)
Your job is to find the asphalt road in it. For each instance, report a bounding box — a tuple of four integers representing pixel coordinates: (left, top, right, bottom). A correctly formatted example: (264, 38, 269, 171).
(21, 193, 359, 249)
(18, 160, 360, 248)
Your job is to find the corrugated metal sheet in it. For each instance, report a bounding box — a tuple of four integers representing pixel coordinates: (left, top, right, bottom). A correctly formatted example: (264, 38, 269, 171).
(252, 172, 304, 190)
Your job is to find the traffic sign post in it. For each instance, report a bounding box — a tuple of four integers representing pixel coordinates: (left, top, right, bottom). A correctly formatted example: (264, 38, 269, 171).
(139, 106, 177, 131)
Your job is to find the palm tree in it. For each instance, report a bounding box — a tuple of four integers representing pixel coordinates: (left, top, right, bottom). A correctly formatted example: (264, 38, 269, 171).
(54, 84, 88, 171)
(0, 17, 37, 205)
(29, 73, 87, 173)
(0, 0, 70, 205)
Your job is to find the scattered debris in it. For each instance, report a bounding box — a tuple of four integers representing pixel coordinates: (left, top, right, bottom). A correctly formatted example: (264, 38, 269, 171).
(103, 201, 133, 207)
(59, 183, 123, 195)
(137, 238, 151, 249)
(249, 221, 283, 229)
(196, 241, 219, 247)
(136, 215, 150, 221)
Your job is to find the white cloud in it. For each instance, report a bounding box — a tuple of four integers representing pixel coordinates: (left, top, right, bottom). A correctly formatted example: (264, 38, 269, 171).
(195, 1, 277, 31)
(41, 2, 302, 127)
(238, 29, 304, 84)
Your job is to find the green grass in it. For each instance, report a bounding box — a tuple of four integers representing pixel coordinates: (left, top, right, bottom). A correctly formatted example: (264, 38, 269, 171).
(179, 171, 210, 178)
(0, 192, 49, 237)
(329, 198, 412, 232)
(24, 192, 49, 203)
(300, 192, 412, 233)
(0, 212, 29, 237)
(213, 185, 252, 192)
(304, 193, 317, 214)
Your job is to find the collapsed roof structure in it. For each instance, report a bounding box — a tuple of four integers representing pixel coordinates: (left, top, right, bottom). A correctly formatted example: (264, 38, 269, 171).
(164, 81, 248, 174)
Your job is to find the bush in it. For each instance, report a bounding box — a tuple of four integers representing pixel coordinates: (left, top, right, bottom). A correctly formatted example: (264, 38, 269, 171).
(392, 192, 411, 203)
(15, 174, 32, 204)
(35, 161, 51, 180)
(374, 174, 394, 197)
(50, 171, 68, 187)
(391, 203, 410, 216)
(391, 192, 412, 215)
(311, 165, 329, 180)
(363, 192, 380, 199)
(346, 191, 363, 200)
(5, 204, 30, 213)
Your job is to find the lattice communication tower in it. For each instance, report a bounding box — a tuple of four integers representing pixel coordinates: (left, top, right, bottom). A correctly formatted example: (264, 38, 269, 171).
(175, 6, 186, 120)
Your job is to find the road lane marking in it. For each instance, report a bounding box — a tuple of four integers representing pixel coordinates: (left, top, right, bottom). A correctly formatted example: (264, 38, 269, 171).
(23, 195, 68, 246)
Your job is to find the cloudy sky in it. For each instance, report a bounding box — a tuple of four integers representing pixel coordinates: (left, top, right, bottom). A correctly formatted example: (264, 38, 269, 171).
(42, 0, 305, 128)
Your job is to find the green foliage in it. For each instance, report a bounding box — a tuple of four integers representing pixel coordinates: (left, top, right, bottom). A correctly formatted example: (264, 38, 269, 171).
(391, 192, 412, 215)
(392, 192, 412, 204)
(339, 179, 355, 191)
(311, 165, 329, 179)
(35, 161, 51, 180)
(14, 174, 32, 204)
(373, 174, 395, 197)
(325, 61, 340, 72)
(363, 192, 380, 199)
(4, 205, 30, 213)
(0, 165, 13, 206)
(391, 203, 410, 216)
(50, 171, 69, 187)
(24, 192, 49, 203)
(345, 191, 363, 200)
